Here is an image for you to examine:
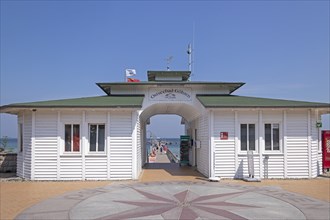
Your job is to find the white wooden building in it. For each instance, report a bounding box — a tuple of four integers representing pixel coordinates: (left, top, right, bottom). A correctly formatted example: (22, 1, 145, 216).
(1, 71, 329, 180)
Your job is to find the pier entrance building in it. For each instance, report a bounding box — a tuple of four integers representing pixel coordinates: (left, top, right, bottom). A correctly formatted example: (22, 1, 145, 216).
(1, 70, 329, 180)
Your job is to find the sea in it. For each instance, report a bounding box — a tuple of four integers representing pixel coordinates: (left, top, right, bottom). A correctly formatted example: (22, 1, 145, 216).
(0, 138, 18, 153)
(147, 138, 180, 159)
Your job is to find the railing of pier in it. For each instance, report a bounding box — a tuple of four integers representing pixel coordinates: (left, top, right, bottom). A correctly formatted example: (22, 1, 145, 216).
(166, 149, 179, 163)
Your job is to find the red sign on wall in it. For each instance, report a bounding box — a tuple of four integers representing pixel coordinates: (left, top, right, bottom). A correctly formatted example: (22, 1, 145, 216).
(322, 130, 330, 170)
(220, 132, 228, 140)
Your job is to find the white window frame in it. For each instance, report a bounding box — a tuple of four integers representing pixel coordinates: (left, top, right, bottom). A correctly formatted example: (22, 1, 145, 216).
(88, 124, 106, 154)
(63, 123, 81, 154)
(239, 123, 258, 154)
(264, 122, 282, 153)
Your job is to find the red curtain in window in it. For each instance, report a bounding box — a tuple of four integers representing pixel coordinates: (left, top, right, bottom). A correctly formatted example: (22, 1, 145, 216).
(73, 136, 79, 151)
(73, 125, 80, 152)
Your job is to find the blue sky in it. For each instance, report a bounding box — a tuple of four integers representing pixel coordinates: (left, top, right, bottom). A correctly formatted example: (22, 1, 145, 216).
(1, 1, 329, 138)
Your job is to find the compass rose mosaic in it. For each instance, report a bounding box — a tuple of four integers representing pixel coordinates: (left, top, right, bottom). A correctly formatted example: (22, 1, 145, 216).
(70, 182, 306, 219)
(16, 181, 330, 220)
(98, 188, 260, 219)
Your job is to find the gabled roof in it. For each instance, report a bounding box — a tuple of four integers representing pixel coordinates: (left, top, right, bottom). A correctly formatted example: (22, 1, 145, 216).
(197, 95, 330, 108)
(0, 95, 144, 113)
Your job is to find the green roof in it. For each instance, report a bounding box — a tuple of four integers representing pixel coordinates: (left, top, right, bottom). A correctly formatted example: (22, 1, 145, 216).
(0, 95, 144, 112)
(2, 94, 328, 114)
(197, 95, 330, 108)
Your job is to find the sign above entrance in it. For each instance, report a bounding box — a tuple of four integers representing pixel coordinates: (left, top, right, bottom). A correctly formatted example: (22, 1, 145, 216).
(148, 88, 192, 101)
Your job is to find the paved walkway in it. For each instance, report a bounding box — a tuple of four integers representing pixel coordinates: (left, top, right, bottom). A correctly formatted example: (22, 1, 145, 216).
(14, 181, 330, 220)
(1, 166, 329, 220)
(0, 181, 112, 220)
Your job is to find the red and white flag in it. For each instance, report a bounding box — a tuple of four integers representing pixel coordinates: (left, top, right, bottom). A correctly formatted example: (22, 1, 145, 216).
(127, 78, 140, 82)
(125, 69, 136, 77)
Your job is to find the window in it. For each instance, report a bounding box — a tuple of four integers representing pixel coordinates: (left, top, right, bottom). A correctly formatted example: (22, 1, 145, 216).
(65, 124, 80, 152)
(19, 123, 23, 152)
(265, 123, 280, 151)
(89, 124, 105, 152)
(240, 124, 256, 151)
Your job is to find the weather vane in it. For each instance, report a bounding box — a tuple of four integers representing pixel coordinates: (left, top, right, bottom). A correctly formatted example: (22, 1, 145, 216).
(165, 56, 173, 71)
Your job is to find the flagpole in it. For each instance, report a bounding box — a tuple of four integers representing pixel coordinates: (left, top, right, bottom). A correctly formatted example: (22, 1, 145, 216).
(191, 22, 195, 80)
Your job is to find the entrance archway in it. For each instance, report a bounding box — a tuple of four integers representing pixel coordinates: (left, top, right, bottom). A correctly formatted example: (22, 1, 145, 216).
(140, 103, 202, 123)
(146, 114, 183, 163)
(146, 114, 183, 164)
(139, 103, 205, 181)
